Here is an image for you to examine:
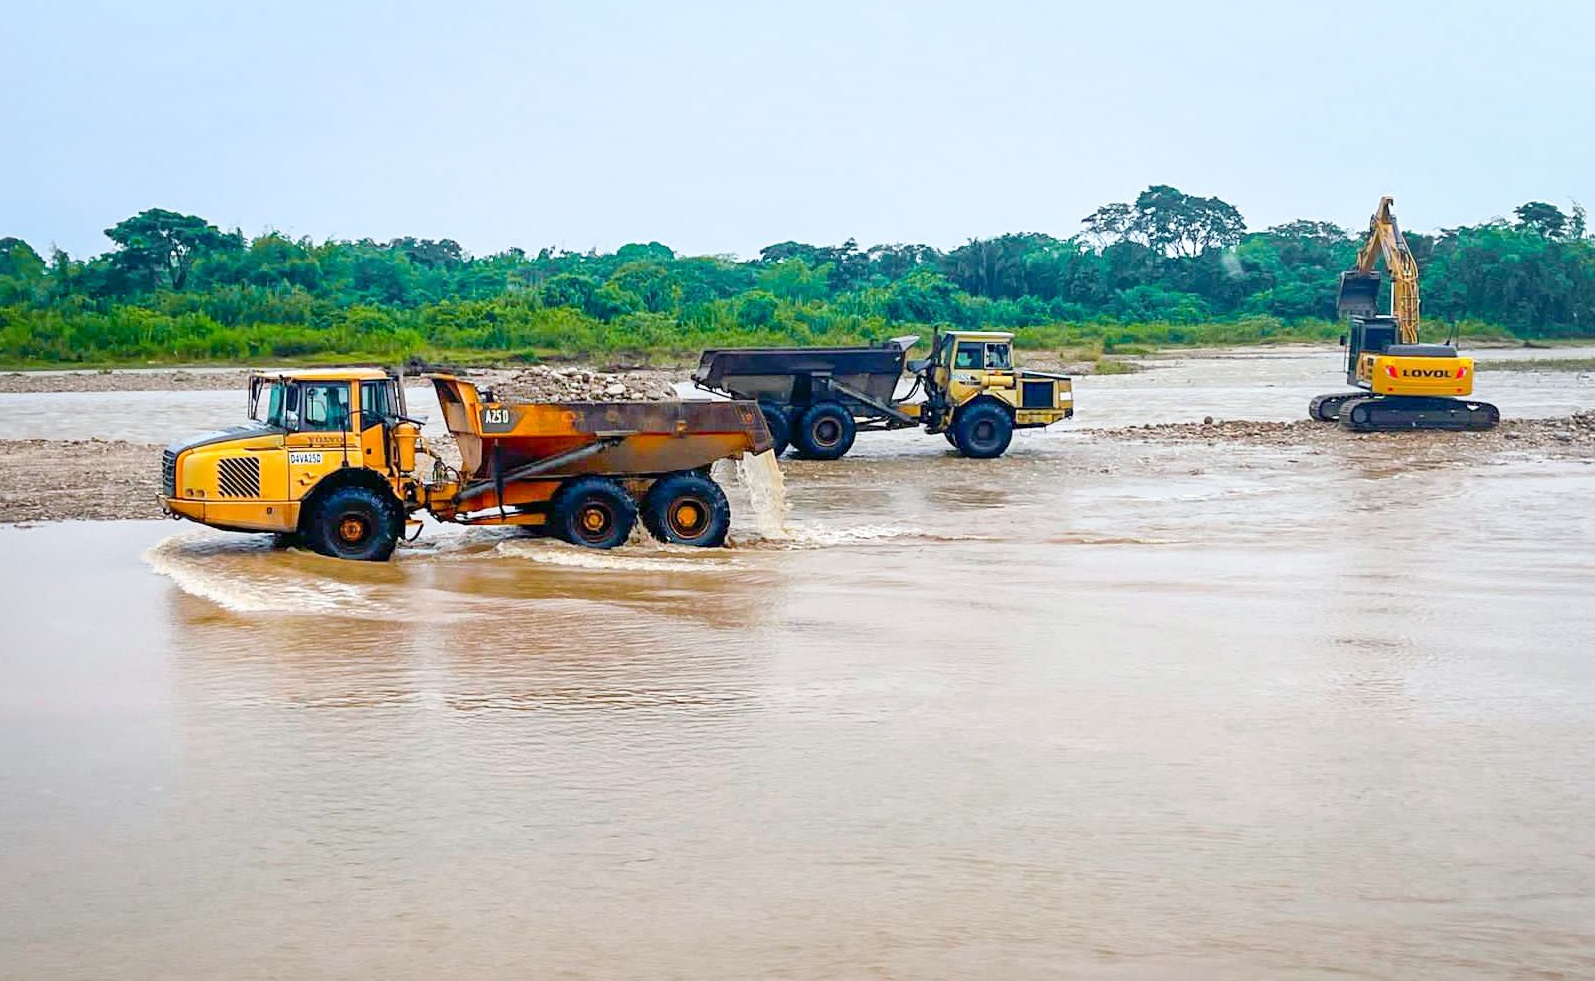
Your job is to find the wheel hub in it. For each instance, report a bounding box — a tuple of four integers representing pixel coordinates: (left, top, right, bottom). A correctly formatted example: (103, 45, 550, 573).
(338, 515, 368, 543)
(578, 505, 612, 539)
(670, 500, 705, 535)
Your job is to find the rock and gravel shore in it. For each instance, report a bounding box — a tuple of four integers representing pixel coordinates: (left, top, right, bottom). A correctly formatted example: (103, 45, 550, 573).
(1091, 410, 1595, 452)
(2, 412, 1590, 525)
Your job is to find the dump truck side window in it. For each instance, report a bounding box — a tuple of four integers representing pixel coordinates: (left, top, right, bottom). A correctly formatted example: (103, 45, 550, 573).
(360, 381, 390, 430)
(299, 383, 351, 432)
(955, 342, 983, 369)
(986, 344, 1012, 369)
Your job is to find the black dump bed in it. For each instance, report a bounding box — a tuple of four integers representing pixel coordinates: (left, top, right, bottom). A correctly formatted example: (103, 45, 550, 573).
(692, 336, 918, 405)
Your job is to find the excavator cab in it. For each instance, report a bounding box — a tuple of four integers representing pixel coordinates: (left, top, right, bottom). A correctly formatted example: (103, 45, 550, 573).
(1336, 270, 1381, 319)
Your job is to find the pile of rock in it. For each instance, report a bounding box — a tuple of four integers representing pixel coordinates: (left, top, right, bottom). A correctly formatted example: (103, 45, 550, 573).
(482, 365, 680, 403)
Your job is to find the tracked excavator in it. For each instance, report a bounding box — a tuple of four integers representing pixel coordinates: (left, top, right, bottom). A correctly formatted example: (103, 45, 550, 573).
(1309, 196, 1499, 431)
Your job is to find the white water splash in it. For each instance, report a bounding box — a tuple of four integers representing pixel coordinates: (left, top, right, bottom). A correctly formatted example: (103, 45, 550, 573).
(144, 532, 387, 615)
(732, 450, 791, 540)
(495, 539, 737, 572)
(731, 522, 928, 550)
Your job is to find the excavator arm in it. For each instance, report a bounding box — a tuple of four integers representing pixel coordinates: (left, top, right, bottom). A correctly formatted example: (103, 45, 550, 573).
(1337, 196, 1421, 345)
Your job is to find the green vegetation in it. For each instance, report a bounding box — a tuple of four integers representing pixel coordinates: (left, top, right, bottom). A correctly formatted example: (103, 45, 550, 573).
(2, 187, 1591, 366)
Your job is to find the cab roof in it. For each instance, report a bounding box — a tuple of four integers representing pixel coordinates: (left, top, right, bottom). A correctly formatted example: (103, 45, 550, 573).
(945, 330, 1015, 341)
(249, 367, 392, 382)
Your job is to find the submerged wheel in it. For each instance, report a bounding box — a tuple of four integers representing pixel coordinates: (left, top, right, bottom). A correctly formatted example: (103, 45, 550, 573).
(641, 472, 731, 547)
(792, 401, 857, 460)
(551, 476, 637, 549)
(761, 405, 791, 458)
(952, 401, 1014, 459)
(303, 485, 401, 561)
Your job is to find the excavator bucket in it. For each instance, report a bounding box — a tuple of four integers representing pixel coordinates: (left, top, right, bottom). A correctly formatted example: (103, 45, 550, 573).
(1336, 270, 1381, 319)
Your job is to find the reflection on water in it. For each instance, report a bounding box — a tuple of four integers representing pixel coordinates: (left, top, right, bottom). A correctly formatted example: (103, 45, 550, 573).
(3, 375, 1595, 978)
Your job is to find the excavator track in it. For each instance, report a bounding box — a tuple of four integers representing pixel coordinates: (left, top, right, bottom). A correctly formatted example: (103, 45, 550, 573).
(1308, 391, 1364, 423)
(1338, 395, 1500, 433)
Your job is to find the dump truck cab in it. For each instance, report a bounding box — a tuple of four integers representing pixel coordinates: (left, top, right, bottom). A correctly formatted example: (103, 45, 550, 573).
(916, 330, 1074, 458)
(160, 368, 423, 559)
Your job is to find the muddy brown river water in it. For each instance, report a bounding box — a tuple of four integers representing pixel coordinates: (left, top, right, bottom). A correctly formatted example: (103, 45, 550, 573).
(2, 349, 1593, 979)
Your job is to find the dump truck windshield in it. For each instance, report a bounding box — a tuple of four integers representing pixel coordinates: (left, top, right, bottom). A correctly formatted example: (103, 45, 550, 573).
(986, 344, 1012, 369)
(250, 380, 350, 431)
(253, 381, 290, 428)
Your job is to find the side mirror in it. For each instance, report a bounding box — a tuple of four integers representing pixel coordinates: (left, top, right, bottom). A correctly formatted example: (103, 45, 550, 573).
(1338, 334, 1347, 347)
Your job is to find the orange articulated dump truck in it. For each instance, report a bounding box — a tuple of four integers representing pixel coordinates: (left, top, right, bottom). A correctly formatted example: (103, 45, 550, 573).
(159, 368, 773, 560)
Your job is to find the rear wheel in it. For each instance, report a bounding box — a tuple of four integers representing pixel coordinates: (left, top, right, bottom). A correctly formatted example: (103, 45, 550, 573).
(792, 402, 856, 460)
(641, 472, 731, 547)
(952, 401, 1014, 459)
(761, 405, 791, 457)
(303, 486, 401, 561)
(551, 476, 637, 549)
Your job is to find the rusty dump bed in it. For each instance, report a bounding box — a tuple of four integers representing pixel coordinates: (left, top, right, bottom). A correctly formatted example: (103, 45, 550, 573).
(429, 375, 772, 488)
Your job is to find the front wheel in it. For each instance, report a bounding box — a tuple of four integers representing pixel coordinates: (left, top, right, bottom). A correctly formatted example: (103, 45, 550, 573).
(303, 486, 401, 561)
(641, 472, 731, 547)
(952, 402, 1014, 459)
(551, 476, 637, 549)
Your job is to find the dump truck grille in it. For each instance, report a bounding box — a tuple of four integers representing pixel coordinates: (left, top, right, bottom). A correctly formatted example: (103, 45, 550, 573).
(1022, 380, 1056, 408)
(215, 456, 261, 498)
(162, 450, 178, 496)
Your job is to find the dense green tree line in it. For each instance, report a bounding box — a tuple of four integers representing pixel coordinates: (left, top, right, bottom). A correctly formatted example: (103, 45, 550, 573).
(1, 186, 1591, 365)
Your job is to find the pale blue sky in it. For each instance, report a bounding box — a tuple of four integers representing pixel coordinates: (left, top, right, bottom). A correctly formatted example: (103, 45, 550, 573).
(4, 0, 1592, 259)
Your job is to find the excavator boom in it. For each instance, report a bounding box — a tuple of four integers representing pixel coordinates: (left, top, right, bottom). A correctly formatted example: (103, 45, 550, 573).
(1335, 196, 1420, 344)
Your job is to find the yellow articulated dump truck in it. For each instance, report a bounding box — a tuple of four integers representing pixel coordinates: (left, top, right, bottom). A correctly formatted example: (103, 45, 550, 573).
(159, 368, 773, 560)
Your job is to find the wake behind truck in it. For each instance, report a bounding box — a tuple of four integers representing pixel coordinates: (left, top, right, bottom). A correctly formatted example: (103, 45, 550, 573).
(691, 329, 1073, 460)
(159, 368, 773, 560)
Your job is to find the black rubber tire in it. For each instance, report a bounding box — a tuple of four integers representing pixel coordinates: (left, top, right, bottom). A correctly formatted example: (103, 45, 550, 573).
(641, 472, 731, 547)
(952, 401, 1014, 459)
(550, 476, 637, 549)
(761, 405, 791, 458)
(303, 485, 401, 561)
(792, 402, 856, 460)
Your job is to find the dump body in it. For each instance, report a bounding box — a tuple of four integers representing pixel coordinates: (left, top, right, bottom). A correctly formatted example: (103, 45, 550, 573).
(431, 374, 770, 485)
(692, 340, 911, 406)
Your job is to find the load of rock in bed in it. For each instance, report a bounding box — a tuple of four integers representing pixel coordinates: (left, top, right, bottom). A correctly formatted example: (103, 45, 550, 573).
(479, 365, 680, 403)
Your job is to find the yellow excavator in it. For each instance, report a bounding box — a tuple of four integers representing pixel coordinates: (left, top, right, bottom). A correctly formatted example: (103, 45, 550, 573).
(1308, 196, 1499, 431)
